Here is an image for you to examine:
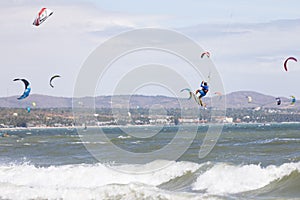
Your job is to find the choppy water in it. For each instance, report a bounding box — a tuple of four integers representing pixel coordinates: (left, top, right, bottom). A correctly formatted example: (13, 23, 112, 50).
(0, 123, 299, 200)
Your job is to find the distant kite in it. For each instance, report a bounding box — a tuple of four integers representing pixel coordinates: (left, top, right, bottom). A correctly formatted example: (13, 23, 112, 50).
(13, 78, 31, 100)
(246, 96, 252, 103)
(49, 75, 61, 88)
(33, 8, 53, 26)
(284, 57, 297, 71)
(214, 91, 222, 96)
(290, 96, 296, 105)
(201, 51, 210, 58)
(275, 97, 281, 105)
(180, 88, 192, 100)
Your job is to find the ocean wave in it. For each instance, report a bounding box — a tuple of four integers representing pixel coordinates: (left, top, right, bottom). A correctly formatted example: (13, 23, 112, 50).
(117, 135, 132, 139)
(233, 137, 300, 146)
(0, 182, 217, 200)
(68, 141, 107, 145)
(0, 160, 202, 200)
(0, 144, 13, 147)
(247, 170, 300, 199)
(131, 140, 142, 144)
(1, 160, 299, 199)
(192, 161, 300, 195)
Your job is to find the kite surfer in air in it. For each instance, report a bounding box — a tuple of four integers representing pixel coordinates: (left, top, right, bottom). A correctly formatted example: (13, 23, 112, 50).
(195, 81, 209, 107)
(180, 81, 209, 107)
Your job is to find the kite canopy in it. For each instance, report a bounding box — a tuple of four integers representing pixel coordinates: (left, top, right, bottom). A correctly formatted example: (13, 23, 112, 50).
(13, 78, 31, 100)
(214, 92, 222, 96)
(49, 75, 61, 88)
(201, 51, 210, 58)
(290, 96, 296, 105)
(275, 97, 281, 105)
(33, 8, 53, 26)
(246, 96, 252, 103)
(213, 91, 222, 100)
(284, 57, 297, 71)
(180, 88, 192, 100)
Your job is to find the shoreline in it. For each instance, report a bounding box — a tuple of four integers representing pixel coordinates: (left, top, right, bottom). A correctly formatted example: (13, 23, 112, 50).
(1, 121, 300, 132)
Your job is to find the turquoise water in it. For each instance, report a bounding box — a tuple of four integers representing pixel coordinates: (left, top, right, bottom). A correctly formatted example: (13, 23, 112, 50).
(0, 123, 299, 199)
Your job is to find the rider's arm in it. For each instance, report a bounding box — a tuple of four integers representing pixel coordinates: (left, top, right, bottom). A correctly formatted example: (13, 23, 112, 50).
(200, 81, 204, 88)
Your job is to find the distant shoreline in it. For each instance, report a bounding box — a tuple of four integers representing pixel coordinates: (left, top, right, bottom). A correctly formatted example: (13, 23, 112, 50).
(1, 122, 300, 132)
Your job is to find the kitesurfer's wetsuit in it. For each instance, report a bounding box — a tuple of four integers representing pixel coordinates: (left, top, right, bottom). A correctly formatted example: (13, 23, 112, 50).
(197, 82, 209, 98)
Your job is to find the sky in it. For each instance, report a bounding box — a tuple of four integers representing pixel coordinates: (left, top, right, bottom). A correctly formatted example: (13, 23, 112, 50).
(1, 0, 300, 99)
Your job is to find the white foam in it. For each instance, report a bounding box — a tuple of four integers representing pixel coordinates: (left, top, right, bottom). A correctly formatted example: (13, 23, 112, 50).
(0, 144, 13, 147)
(0, 182, 208, 200)
(68, 141, 107, 144)
(131, 140, 142, 144)
(0, 160, 201, 200)
(193, 161, 300, 194)
(117, 135, 132, 139)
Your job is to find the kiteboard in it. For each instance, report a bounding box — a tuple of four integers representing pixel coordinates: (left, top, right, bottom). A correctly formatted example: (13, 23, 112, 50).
(180, 88, 205, 107)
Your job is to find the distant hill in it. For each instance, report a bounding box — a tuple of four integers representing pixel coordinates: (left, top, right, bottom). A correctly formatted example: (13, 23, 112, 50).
(0, 91, 298, 109)
(225, 91, 295, 108)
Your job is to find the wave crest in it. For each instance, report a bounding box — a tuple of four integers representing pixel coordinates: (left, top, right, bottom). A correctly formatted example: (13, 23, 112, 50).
(192, 161, 300, 195)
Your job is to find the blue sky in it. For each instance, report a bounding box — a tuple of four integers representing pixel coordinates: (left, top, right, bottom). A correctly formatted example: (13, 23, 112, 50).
(1, 0, 300, 99)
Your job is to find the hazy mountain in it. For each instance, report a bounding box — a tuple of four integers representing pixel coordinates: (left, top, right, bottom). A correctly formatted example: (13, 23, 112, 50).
(0, 91, 297, 109)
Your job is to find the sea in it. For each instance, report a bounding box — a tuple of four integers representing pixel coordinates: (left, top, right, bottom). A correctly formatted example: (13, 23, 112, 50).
(0, 123, 299, 200)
